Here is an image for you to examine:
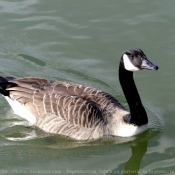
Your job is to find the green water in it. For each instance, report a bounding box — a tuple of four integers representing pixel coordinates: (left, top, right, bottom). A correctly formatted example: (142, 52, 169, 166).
(0, 0, 174, 174)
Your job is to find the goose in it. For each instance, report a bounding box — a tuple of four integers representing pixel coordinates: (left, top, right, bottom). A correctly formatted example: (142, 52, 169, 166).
(0, 49, 158, 140)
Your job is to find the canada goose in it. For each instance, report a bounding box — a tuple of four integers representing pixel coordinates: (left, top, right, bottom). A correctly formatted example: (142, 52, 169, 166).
(0, 49, 158, 140)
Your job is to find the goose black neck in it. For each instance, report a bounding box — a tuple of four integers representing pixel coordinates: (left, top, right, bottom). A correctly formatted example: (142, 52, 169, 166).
(119, 63, 148, 126)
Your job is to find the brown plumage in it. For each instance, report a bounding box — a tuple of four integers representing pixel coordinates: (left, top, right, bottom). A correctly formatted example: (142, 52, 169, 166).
(3, 77, 127, 140)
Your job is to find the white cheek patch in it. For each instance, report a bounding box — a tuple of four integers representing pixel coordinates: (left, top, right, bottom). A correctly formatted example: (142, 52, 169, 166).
(123, 54, 139, 71)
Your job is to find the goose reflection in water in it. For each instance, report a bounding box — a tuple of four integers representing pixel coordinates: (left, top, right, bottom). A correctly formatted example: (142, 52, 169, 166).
(107, 140, 148, 175)
(124, 141, 147, 175)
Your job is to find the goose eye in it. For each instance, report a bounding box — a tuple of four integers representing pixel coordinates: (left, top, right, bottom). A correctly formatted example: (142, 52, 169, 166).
(130, 54, 134, 58)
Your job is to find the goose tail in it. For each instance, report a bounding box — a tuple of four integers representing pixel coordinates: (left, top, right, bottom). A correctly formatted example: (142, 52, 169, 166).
(0, 76, 16, 96)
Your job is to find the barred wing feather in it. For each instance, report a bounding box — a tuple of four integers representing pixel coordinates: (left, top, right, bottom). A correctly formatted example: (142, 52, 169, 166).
(6, 77, 118, 139)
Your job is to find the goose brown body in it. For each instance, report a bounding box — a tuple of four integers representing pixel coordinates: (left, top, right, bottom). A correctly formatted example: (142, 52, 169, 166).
(4, 77, 129, 140)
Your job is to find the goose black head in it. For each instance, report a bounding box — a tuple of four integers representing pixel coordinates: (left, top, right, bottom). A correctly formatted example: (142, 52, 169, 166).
(121, 49, 159, 71)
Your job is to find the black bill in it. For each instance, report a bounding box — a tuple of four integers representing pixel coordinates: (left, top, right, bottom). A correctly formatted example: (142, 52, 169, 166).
(141, 58, 159, 70)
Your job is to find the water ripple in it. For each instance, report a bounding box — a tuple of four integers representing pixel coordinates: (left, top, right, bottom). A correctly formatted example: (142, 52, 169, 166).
(18, 54, 46, 66)
(0, 0, 39, 14)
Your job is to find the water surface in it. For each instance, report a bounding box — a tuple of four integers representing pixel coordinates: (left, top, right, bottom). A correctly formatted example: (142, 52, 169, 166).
(0, 0, 175, 174)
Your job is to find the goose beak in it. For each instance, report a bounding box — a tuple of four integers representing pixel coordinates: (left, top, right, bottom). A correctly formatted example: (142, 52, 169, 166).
(141, 58, 159, 70)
